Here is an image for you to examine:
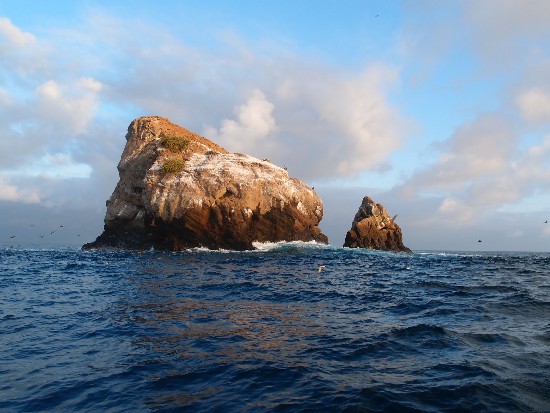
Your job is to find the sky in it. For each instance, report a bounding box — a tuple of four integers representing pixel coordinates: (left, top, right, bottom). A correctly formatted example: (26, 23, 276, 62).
(1, 0, 550, 251)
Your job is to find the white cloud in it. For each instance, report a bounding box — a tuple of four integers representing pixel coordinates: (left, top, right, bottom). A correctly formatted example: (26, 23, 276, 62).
(398, 113, 550, 225)
(463, 0, 550, 54)
(438, 197, 459, 214)
(0, 16, 48, 77)
(0, 176, 40, 203)
(402, 0, 550, 79)
(0, 88, 12, 106)
(391, 1, 550, 242)
(205, 89, 276, 153)
(303, 65, 404, 175)
(77, 77, 102, 93)
(0, 17, 111, 209)
(437, 197, 474, 224)
(526, 135, 550, 156)
(36, 80, 60, 100)
(35, 77, 102, 135)
(6, 153, 93, 179)
(195, 62, 404, 179)
(0, 17, 35, 46)
(244, 63, 407, 179)
(405, 114, 516, 191)
(508, 229, 525, 238)
(0, 76, 103, 172)
(517, 88, 550, 123)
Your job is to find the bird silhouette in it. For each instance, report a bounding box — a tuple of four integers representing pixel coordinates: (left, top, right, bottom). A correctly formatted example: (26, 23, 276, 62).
(545, 220, 548, 224)
(478, 240, 482, 243)
(9, 235, 15, 239)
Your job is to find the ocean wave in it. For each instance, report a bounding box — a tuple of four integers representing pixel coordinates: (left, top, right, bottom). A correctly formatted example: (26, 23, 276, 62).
(3, 248, 549, 412)
(460, 332, 526, 347)
(0, 245, 80, 253)
(251, 240, 334, 252)
(390, 323, 448, 338)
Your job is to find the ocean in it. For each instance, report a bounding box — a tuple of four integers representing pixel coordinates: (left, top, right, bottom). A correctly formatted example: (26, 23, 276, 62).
(1, 243, 549, 412)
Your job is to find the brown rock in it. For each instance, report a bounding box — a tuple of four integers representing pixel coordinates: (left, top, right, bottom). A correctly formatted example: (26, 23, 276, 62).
(344, 196, 411, 252)
(83, 116, 328, 251)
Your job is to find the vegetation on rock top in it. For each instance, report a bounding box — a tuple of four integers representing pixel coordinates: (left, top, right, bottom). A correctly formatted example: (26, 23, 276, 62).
(160, 133, 189, 152)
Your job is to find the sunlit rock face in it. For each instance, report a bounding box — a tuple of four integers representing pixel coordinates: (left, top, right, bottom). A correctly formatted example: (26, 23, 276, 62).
(344, 196, 411, 252)
(84, 116, 328, 250)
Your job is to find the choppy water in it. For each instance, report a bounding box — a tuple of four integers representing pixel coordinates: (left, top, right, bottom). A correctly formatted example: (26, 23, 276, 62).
(1, 243, 549, 412)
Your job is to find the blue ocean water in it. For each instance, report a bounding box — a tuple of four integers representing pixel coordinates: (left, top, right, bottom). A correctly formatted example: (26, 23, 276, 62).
(1, 243, 549, 412)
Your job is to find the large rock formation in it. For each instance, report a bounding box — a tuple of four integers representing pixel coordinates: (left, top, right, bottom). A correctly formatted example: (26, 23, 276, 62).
(344, 196, 411, 252)
(84, 116, 328, 251)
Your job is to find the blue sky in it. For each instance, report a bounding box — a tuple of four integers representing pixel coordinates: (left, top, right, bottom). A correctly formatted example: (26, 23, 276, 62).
(1, 0, 550, 251)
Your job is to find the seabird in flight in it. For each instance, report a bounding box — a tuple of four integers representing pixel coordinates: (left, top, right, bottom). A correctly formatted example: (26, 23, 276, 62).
(318, 265, 326, 273)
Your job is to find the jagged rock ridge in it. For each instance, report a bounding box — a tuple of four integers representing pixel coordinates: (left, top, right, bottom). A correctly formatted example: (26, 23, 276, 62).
(344, 196, 411, 252)
(84, 116, 328, 251)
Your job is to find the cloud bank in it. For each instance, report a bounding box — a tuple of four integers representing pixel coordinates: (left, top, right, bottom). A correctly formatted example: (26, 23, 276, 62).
(0, 12, 407, 213)
(1, 1, 549, 250)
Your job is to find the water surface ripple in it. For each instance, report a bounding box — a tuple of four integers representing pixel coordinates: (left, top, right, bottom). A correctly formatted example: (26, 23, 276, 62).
(1, 246, 549, 412)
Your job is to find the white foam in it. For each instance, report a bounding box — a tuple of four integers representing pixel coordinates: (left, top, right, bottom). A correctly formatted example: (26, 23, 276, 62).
(251, 240, 330, 251)
(184, 246, 233, 253)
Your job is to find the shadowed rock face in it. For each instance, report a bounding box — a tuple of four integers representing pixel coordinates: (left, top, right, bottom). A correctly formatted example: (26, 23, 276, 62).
(344, 196, 411, 252)
(83, 116, 328, 251)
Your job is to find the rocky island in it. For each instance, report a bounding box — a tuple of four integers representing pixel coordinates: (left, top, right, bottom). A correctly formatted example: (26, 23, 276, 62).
(344, 196, 411, 252)
(83, 116, 328, 251)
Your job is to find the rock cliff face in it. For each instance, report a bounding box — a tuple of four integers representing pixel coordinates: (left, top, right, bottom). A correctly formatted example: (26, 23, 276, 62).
(344, 196, 411, 252)
(84, 116, 328, 250)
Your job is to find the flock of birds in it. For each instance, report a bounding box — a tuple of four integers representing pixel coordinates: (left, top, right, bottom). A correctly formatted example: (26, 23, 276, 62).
(7, 224, 81, 242)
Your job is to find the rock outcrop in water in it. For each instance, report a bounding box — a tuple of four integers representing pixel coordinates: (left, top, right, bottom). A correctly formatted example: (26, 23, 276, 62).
(83, 116, 328, 251)
(344, 196, 411, 252)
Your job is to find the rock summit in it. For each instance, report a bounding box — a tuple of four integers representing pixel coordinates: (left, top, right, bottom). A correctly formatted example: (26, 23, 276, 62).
(84, 116, 328, 251)
(344, 196, 411, 252)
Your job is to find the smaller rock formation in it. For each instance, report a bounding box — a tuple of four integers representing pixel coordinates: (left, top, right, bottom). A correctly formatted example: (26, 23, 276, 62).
(344, 196, 411, 252)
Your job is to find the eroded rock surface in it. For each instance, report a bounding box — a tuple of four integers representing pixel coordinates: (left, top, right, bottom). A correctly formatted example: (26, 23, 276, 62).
(84, 116, 328, 250)
(344, 196, 411, 252)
